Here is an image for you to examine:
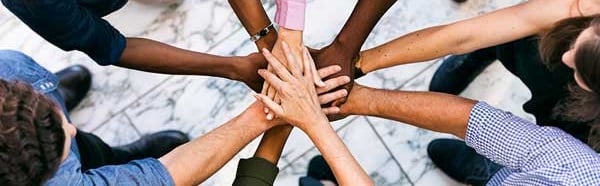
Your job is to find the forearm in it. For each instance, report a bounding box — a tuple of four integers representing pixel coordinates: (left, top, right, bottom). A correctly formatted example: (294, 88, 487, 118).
(228, 0, 278, 50)
(359, 25, 461, 73)
(343, 84, 475, 138)
(303, 119, 373, 186)
(332, 0, 396, 54)
(159, 103, 270, 185)
(117, 38, 241, 78)
(359, 0, 561, 73)
(272, 28, 304, 66)
(253, 125, 293, 164)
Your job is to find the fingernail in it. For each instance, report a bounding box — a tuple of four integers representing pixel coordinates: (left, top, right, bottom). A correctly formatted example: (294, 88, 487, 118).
(343, 76, 351, 82)
(264, 108, 269, 113)
(266, 113, 274, 120)
(341, 90, 348, 96)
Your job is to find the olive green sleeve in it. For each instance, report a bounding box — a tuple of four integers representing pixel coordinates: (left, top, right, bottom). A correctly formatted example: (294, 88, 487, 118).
(232, 157, 279, 186)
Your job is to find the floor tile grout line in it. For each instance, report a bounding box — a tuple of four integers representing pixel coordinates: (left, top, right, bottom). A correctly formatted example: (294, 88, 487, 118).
(89, 3, 280, 132)
(365, 117, 415, 186)
(123, 113, 144, 136)
(91, 76, 175, 132)
(278, 59, 442, 173)
(279, 116, 360, 171)
(201, 3, 276, 53)
(393, 59, 441, 90)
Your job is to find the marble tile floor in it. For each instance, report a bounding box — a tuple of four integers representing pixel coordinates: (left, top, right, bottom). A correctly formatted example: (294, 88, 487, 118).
(0, 0, 530, 185)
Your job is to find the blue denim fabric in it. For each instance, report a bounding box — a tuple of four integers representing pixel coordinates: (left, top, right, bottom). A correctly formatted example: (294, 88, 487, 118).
(0, 50, 174, 186)
(1, 0, 127, 66)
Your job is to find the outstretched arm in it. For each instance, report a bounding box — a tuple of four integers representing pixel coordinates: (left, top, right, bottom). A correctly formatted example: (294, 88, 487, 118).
(339, 84, 475, 138)
(228, 0, 278, 50)
(313, 0, 397, 102)
(2, 0, 266, 91)
(159, 102, 277, 185)
(227, 0, 303, 167)
(358, 0, 575, 73)
(336, 84, 600, 184)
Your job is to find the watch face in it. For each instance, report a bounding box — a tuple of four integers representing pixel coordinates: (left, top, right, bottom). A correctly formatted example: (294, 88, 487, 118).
(259, 29, 268, 36)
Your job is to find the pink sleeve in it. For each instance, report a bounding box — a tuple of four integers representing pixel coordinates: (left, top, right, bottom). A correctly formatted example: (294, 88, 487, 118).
(275, 0, 306, 31)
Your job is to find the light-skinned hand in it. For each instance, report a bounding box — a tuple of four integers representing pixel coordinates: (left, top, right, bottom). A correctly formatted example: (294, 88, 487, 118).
(255, 45, 344, 130)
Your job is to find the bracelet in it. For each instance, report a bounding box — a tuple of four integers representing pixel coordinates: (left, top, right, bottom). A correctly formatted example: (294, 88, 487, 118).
(250, 23, 276, 42)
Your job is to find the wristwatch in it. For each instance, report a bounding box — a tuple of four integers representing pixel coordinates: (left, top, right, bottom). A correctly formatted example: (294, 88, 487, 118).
(250, 23, 276, 42)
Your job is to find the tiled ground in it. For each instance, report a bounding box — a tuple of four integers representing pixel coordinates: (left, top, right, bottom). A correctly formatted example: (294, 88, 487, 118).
(0, 0, 531, 185)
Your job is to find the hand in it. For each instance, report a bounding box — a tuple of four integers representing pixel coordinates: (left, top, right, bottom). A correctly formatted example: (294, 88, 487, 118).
(255, 46, 336, 130)
(237, 53, 268, 92)
(262, 28, 325, 119)
(236, 52, 349, 104)
(311, 43, 360, 106)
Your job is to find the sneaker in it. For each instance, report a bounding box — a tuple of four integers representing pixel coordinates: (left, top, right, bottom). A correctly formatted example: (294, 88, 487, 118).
(113, 130, 189, 161)
(427, 139, 502, 186)
(299, 155, 338, 186)
(429, 48, 496, 95)
(56, 65, 92, 111)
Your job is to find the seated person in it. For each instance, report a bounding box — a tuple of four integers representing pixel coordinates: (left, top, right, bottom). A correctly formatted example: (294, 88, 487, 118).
(0, 49, 347, 185)
(353, 0, 600, 184)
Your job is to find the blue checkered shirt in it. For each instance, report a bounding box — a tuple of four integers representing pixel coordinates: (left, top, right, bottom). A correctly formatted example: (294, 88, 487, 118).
(465, 102, 600, 186)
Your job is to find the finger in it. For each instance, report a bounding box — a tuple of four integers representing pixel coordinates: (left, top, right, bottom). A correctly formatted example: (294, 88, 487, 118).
(282, 42, 303, 77)
(274, 92, 281, 104)
(262, 48, 295, 82)
(322, 107, 341, 115)
(303, 48, 316, 83)
(261, 64, 273, 94)
(261, 65, 273, 113)
(266, 81, 277, 113)
(318, 89, 348, 105)
(261, 81, 269, 95)
(266, 92, 280, 116)
(317, 65, 342, 79)
(305, 47, 326, 87)
(258, 69, 287, 93)
(254, 94, 284, 117)
(317, 76, 351, 94)
(261, 82, 270, 113)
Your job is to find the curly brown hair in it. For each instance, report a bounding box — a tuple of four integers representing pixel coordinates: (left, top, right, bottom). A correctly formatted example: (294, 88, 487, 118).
(0, 79, 65, 185)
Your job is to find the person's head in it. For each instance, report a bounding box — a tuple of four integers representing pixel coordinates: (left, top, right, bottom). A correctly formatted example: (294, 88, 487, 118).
(540, 15, 600, 149)
(0, 79, 76, 185)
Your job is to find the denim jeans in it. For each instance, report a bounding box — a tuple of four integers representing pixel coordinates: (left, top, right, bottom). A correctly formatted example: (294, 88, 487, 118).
(0, 50, 173, 185)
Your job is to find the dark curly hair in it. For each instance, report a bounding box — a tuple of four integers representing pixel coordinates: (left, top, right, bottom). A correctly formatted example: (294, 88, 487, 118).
(0, 79, 66, 185)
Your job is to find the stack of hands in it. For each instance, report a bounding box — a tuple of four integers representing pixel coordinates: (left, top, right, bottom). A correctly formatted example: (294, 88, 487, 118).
(251, 42, 374, 185)
(254, 42, 347, 130)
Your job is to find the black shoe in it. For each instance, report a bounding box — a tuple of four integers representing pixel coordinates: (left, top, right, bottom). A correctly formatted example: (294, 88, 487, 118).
(56, 65, 92, 111)
(299, 155, 338, 186)
(429, 48, 496, 95)
(427, 139, 502, 186)
(113, 130, 189, 161)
